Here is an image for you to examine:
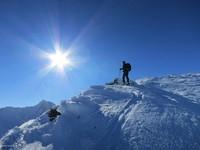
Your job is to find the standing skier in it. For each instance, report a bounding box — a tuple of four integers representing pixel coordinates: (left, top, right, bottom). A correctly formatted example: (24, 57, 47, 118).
(120, 61, 131, 85)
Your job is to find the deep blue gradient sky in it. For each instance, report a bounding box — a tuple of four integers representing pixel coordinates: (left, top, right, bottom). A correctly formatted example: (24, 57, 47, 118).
(0, 0, 200, 107)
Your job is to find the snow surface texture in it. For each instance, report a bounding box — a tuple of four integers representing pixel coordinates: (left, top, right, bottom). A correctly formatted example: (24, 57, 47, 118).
(1, 74, 200, 150)
(0, 100, 55, 138)
(137, 73, 200, 104)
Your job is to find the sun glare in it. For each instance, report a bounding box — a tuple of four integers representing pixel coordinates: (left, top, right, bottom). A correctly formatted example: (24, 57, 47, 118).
(45, 49, 73, 73)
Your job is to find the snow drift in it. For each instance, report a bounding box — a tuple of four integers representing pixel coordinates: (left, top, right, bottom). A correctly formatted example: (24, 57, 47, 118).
(0, 73, 200, 150)
(0, 100, 55, 138)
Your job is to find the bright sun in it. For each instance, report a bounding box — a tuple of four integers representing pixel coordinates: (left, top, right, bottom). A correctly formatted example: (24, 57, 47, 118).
(46, 49, 73, 72)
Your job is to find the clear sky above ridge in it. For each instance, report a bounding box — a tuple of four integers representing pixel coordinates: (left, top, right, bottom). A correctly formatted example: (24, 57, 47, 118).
(0, 0, 200, 107)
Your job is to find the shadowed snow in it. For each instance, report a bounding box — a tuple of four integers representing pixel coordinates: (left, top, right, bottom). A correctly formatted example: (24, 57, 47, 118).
(1, 74, 200, 150)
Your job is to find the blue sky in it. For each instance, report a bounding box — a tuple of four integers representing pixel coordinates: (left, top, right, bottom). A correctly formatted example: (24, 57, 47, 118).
(0, 0, 200, 107)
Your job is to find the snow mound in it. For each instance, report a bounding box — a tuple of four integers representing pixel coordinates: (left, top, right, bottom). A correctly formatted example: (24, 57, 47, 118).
(137, 73, 200, 103)
(0, 100, 55, 138)
(1, 74, 200, 150)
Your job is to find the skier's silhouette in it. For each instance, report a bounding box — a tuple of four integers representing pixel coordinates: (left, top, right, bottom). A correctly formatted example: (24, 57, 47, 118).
(120, 61, 131, 85)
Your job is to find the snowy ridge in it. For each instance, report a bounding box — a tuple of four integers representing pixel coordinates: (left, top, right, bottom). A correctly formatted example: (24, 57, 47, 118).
(1, 74, 200, 150)
(0, 100, 55, 138)
(137, 73, 200, 103)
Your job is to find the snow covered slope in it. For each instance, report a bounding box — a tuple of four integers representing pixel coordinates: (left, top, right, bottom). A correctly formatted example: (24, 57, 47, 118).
(137, 73, 200, 104)
(0, 100, 55, 138)
(1, 74, 200, 150)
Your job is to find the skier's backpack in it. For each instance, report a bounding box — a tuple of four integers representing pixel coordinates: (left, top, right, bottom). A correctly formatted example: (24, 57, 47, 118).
(126, 63, 131, 71)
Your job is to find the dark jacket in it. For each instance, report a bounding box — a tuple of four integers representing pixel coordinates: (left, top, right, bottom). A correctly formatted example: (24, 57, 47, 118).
(121, 63, 130, 72)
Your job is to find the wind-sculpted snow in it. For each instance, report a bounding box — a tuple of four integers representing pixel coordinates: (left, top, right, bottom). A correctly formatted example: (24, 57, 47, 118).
(1, 74, 200, 150)
(0, 100, 55, 138)
(137, 73, 200, 104)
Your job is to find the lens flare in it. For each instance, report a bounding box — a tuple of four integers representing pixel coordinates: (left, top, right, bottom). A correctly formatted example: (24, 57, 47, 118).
(48, 50, 71, 70)
(42, 48, 74, 75)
